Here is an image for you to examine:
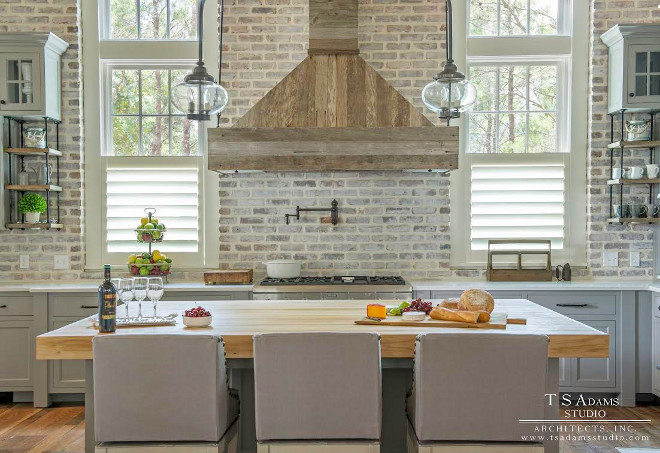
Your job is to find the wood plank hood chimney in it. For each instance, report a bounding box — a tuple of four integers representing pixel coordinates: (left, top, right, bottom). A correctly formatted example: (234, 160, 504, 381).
(207, 0, 458, 172)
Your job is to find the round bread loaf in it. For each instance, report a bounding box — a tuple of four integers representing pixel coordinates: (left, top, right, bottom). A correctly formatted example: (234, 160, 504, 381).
(458, 289, 495, 313)
(439, 298, 459, 310)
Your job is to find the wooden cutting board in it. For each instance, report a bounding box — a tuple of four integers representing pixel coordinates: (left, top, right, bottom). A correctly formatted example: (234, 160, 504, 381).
(355, 313, 527, 329)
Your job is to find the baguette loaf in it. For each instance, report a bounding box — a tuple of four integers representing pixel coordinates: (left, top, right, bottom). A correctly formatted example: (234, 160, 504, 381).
(439, 298, 459, 310)
(429, 306, 480, 324)
(458, 289, 495, 313)
(476, 310, 491, 323)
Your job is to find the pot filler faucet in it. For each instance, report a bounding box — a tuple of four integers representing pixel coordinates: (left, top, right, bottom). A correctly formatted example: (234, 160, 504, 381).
(285, 199, 339, 225)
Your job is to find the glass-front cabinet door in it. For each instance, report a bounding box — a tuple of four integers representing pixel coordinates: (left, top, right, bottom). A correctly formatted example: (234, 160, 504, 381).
(0, 52, 43, 113)
(628, 45, 660, 105)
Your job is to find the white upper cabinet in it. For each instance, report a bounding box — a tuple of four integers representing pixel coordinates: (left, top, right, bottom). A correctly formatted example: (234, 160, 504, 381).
(0, 33, 68, 121)
(602, 25, 660, 114)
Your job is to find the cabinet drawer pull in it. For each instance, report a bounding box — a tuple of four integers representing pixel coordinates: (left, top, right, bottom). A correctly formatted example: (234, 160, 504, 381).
(80, 305, 97, 309)
(0, 305, 6, 308)
(556, 303, 588, 308)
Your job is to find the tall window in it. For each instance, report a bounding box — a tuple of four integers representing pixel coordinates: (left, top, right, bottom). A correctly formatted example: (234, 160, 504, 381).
(450, 0, 587, 267)
(469, 0, 562, 36)
(83, 0, 219, 268)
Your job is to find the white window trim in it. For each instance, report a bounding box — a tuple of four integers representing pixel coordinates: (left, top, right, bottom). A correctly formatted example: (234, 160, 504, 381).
(450, 0, 588, 268)
(82, 0, 220, 270)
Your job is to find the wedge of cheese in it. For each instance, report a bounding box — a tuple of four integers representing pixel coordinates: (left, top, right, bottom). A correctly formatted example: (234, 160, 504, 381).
(366, 304, 387, 319)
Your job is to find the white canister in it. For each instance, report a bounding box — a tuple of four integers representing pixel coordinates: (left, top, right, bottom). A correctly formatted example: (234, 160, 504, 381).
(264, 260, 302, 279)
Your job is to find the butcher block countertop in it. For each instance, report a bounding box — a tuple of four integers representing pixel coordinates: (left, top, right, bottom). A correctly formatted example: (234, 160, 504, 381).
(36, 299, 609, 360)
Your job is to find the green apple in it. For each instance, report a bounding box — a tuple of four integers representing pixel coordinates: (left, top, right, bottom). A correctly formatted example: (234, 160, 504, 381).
(143, 223, 155, 230)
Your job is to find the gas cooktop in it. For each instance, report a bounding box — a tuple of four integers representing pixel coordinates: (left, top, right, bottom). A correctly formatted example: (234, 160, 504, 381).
(260, 276, 406, 286)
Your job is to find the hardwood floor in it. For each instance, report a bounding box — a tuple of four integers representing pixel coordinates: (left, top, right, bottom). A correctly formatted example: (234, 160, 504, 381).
(1, 400, 660, 452)
(0, 401, 84, 453)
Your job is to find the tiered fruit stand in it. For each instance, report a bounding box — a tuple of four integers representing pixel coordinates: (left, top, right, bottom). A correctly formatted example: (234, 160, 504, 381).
(127, 208, 172, 280)
(607, 109, 660, 224)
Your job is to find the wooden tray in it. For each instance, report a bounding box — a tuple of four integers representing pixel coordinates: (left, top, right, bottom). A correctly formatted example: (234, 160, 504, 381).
(355, 313, 527, 329)
(204, 270, 253, 285)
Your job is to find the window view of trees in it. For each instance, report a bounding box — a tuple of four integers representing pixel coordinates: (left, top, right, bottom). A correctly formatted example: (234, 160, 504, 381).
(108, 0, 200, 156)
(110, 0, 197, 39)
(468, 64, 558, 154)
(469, 0, 558, 36)
(111, 68, 199, 156)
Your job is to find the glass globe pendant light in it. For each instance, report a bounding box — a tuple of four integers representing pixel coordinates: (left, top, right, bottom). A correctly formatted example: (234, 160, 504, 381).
(421, 0, 477, 125)
(171, 0, 228, 121)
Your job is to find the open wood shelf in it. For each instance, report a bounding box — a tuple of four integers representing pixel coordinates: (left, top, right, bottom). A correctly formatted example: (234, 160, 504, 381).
(608, 217, 660, 224)
(608, 140, 660, 149)
(6, 223, 63, 230)
(6, 184, 62, 192)
(3, 147, 61, 157)
(607, 178, 660, 185)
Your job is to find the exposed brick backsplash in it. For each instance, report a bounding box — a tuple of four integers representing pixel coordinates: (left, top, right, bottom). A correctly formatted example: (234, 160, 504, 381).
(0, 0, 656, 281)
(216, 171, 452, 278)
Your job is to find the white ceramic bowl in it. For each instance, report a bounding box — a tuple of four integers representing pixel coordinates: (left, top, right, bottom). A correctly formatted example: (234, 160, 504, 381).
(264, 260, 301, 278)
(182, 315, 212, 328)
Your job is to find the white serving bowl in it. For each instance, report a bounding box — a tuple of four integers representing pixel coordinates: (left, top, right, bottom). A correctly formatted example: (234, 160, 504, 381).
(182, 315, 212, 328)
(264, 260, 301, 278)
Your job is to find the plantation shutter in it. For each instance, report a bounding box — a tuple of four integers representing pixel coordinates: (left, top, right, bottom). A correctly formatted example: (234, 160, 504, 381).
(470, 158, 565, 251)
(106, 167, 200, 253)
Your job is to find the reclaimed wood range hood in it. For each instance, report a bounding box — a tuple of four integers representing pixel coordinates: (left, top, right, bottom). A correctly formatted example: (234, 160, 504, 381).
(207, 0, 459, 172)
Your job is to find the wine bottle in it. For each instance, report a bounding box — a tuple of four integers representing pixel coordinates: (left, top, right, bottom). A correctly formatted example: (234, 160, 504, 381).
(98, 264, 117, 333)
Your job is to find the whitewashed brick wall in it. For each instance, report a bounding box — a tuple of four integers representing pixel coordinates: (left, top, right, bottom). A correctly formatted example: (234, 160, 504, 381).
(0, 0, 657, 280)
(0, 0, 87, 281)
(588, 0, 659, 278)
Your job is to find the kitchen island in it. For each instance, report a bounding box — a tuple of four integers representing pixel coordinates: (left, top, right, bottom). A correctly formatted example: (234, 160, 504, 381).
(36, 299, 608, 453)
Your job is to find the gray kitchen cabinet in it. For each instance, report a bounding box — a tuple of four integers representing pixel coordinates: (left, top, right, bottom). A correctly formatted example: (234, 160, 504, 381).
(0, 319, 34, 388)
(0, 33, 68, 120)
(527, 291, 619, 392)
(570, 320, 616, 389)
(652, 296, 660, 397)
(602, 25, 660, 113)
(653, 317, 660, 396)
(48, 317, 85, 392)
(46, 293, 98, 394)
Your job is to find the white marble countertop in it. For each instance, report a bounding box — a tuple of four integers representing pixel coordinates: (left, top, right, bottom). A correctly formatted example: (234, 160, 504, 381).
(0, 281, 253, 293)
(408, 279, 654, 292)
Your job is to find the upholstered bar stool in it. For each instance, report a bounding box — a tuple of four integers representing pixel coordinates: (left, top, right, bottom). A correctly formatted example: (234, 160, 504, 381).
(93, 334, 239, 453)
(253, 332, 382, 453)
(406, 333, 549, 453)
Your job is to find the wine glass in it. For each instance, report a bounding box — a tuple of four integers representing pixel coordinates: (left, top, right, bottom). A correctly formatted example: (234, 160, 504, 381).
(133, 277, 148, 320)
(111, 278, 122, 317)
(147, 277, 164, 319)
(118, 278, 134, 320)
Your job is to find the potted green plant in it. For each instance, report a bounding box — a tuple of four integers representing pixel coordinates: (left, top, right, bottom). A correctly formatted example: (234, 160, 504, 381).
(18, 193, 47, 223)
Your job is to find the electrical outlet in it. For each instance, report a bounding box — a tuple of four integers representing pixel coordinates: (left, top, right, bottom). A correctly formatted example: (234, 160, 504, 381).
(603, 251, 619, 267)
(19, 255, 29, 269)
(54, 255, 69, 270)
(630, 250, 641, 267)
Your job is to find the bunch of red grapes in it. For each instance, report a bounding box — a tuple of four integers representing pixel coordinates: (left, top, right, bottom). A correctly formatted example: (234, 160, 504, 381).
(184, 306, 211, 318)
(402, 298, 433, 315)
